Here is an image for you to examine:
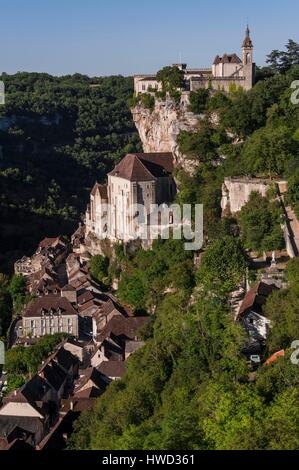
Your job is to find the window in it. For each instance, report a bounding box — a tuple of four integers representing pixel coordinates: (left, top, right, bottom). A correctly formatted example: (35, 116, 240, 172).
(142, 84, 146, 91)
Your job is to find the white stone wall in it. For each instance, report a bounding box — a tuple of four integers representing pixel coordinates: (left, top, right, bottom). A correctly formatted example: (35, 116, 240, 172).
(23, 314, 79, 338)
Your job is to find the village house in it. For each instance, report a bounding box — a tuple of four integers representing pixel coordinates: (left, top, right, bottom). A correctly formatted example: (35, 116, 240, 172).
(14, 237, 68, 277)
(0, 345, 79, 449)
(73, 367, 109, 399)
(134, 27, 255, 95)
(98, 361, 127, 381)
(92, 298, 126, 336)
(91, 316, 149, 368)
(22, 296, 79, 339)
(237, 282, 277, 353)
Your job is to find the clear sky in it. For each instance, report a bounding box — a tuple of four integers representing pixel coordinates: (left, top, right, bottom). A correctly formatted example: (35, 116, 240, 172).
(1, 0, 298, 76)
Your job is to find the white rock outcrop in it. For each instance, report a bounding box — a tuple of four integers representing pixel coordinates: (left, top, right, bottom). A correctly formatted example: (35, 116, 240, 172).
(131, 95, 201, 175)
(221, 177, 272, 215)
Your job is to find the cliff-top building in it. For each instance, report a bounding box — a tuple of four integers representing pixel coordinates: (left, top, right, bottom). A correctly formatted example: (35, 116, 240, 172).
(134, 26, 255, 94)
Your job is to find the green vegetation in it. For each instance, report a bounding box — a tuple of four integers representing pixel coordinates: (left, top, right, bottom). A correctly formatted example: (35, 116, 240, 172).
(0, 274, 12, 338)
(68, 41, 299, 451)
(156, 66, 185, 96)
(196, 236, 248, 298)
(4, 334, 70, 394)
(189, 89, 210, 114)
(130, 92, 155, 111)
(69, 263, 299, 449)
(8, 274, 29, 314)
(267, 39, 299, 73)
(238, 192, 284, 253)
(286, 168, 299, 218)
(117, 239, 195, 313)
(90, 255, 110, 286)
(0, 73, 141, 272)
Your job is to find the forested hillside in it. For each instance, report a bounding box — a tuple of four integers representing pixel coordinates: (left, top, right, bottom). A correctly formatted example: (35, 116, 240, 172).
(69, 42, 299, 450)
(0, 73, 141, 272)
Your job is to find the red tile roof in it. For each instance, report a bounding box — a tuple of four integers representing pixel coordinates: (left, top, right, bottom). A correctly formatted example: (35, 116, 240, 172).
(91, 183, 108, 199)
(96, 316, 150, 343)
(23, 295, 78, 318)
(264, 350, 285, 367)
(38, 237, 63, 249)
(98, 361, 126, 379)
(238, 283, 277, 318)
(109, 153, 174, 182)
(214, 53, 242, 65)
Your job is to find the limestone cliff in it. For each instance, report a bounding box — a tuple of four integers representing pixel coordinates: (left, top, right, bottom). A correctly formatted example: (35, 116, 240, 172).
(131, 94, 201, 175)
(221, 177, 272, 215)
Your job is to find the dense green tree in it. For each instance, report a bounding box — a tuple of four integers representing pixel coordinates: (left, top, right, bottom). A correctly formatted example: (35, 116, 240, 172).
(238, 192, 284, 253)
(9, 274, 28, 314)
(0, 273, 12, 337)
(196, 236, 248, 298)
(90, 255, 109, 285)
(156, 66, 184, 94)
(177, 121, 228, 164)
(118, 271, 146, 312)
(0, 73, 141, 272)
(188, 89, 209, 114)
(267, 40, 299, 73)
(264, 281, 299, 353)
(242, 125, 295, 177)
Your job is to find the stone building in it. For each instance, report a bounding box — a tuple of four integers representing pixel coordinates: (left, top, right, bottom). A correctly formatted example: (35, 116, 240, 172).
(85, 152, 176, 244)
(22, 296, 79, 338)
(14, 237, 67, 277)
(134, 26, 255, 94)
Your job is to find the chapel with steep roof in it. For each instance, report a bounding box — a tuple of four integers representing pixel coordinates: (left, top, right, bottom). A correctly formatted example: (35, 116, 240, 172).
(85, 153, 176, 244)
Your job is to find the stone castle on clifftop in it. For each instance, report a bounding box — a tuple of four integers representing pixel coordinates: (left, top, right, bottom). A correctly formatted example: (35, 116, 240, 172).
(134, 26, 255, 94)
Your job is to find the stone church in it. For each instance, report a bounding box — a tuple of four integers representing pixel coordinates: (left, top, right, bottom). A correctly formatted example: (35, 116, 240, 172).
(134, 26, 255, 94)
(85, 153, 176, 244)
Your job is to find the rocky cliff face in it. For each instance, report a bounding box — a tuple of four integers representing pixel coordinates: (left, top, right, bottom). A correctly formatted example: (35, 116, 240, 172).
(132, 95, 201, 175)
(221, 177, 272, 215)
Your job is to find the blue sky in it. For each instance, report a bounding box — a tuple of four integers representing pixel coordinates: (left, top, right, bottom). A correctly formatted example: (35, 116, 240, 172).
(1, 0, 298, 76)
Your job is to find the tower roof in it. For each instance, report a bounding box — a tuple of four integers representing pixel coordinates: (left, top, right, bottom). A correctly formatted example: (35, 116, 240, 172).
(242, 25, 253, 48)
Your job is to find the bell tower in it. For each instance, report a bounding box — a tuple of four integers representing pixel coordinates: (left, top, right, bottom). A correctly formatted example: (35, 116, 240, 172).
(242, 25, 253, 65)
(242, 25, 255, 90)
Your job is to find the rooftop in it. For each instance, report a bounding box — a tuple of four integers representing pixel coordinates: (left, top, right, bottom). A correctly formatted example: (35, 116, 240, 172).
(23, 295, 78, 318)
(109, 153, 174, 182)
